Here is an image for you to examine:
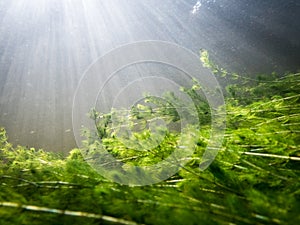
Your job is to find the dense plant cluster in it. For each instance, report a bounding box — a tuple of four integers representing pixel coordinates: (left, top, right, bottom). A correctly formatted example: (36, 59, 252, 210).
(0, 54, 299, 224)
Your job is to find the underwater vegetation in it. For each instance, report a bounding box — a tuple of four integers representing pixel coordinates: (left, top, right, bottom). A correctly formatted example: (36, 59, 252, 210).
(0, 52, 299, 225)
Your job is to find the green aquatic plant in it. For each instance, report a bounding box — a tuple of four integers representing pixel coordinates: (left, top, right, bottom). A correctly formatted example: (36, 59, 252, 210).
(0, 53, 299, 224)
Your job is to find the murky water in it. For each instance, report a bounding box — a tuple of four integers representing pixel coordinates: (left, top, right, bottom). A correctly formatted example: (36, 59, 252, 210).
(0, 0, 299, 153)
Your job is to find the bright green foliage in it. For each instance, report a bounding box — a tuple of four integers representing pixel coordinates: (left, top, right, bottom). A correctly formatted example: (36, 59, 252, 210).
(1, 54, 300, 224)
(84, 87, 210, 169)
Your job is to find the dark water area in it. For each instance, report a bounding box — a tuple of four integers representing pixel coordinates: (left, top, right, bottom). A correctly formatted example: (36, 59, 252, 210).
(0, 0, 299, 153)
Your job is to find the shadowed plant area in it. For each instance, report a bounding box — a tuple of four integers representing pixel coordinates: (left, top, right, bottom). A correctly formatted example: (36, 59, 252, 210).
(1, 53, 300, 224)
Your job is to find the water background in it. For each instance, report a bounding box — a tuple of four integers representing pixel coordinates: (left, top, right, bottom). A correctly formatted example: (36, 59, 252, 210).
(0, 0, 299, 153)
